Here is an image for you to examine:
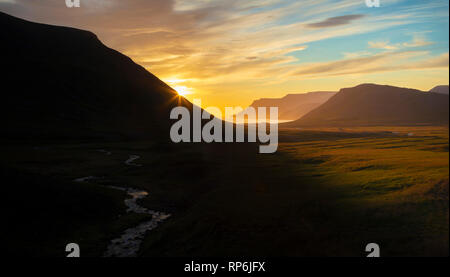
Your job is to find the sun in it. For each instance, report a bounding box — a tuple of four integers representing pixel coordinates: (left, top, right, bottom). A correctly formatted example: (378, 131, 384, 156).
(165, 77, 194, 97)
(173, 85, 192, 97)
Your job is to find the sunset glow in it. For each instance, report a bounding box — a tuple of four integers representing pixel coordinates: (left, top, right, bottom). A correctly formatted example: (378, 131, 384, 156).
(1, 0, 448, 111)
(173, 85, 192, 97)
(1, 0, 448, 260)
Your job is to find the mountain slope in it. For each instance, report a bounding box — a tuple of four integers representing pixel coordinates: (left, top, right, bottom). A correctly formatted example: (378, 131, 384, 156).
(286, 84, 449, 127)
(239, 91, 336, 120)
(0, 12, 192, 140)
(430, 85, 449, 95)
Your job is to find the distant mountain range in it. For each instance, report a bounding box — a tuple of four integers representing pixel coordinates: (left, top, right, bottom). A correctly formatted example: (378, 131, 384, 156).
(239, 91, 336, 120)
(2, 12, 448, 137)
(1, 11, 193, 140)
(285, 84, 449, 127)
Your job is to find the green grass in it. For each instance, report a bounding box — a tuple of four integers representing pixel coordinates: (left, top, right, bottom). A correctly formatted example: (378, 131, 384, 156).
(2, 126, 448, 256)
(273, 126, 448, 256)
(141, 126, 448, 257)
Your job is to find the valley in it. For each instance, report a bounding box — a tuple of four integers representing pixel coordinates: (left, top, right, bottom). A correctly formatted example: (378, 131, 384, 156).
(1, 11, 448, 258)
(3, 126, 447, 256)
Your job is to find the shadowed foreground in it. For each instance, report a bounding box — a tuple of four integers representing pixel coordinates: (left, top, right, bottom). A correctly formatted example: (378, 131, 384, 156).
(3, 127, 448, 256)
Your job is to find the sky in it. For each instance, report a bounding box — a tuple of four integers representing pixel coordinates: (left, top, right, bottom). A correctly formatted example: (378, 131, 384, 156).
(1, 0, 449, 111)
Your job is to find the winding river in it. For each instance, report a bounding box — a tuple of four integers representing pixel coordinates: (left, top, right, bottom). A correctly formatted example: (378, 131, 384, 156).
(75, 154, 170, 257)
(124, 155, 142, 167)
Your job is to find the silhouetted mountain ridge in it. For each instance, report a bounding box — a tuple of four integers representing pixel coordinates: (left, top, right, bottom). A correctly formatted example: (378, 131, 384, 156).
(240, 91, 336, 120)
(1, 11, 192, 140)
(286, 83, 449, 127)
(430, 85, 449, 95)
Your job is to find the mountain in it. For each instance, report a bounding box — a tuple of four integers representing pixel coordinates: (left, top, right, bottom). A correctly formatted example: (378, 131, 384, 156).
(238, 91, 336, 121)
(0, 12, 193, 140)
(286, 84, 449, 127)
(430, 85, 449, 95)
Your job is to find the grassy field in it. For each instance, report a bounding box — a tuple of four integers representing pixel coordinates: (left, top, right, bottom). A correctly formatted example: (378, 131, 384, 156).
(277, 126, 449, 256)
(141, 126, 449, 257)
(2, 126, 448, 256)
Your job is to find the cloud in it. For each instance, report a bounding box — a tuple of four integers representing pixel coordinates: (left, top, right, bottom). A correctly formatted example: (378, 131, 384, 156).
(403, 33, 433, 47)
(305, 14, 365, 28)
(369, 32, 433, 51)
(368, 41, 399, 50)
(290, 51, 449, 78)
(342, 51, 372, 59)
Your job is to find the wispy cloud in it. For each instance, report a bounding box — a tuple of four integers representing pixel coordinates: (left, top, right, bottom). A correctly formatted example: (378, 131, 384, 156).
(403, 33, 433, 48)
(342, 51, 373, 59)
(369, 32, 434, 51)
(368, 41, 399, 50)
(291, 51, 449, 78)
(305, 14, 365, 28)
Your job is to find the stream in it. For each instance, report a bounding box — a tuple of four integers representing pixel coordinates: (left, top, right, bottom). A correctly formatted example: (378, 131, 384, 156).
(74, 154, 170, 257)
(124, 155, 142, 167)
(103, 185, 171, 257)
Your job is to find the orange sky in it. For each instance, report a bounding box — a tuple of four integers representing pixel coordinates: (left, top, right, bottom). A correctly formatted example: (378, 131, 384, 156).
(1, 0, 448, 113)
